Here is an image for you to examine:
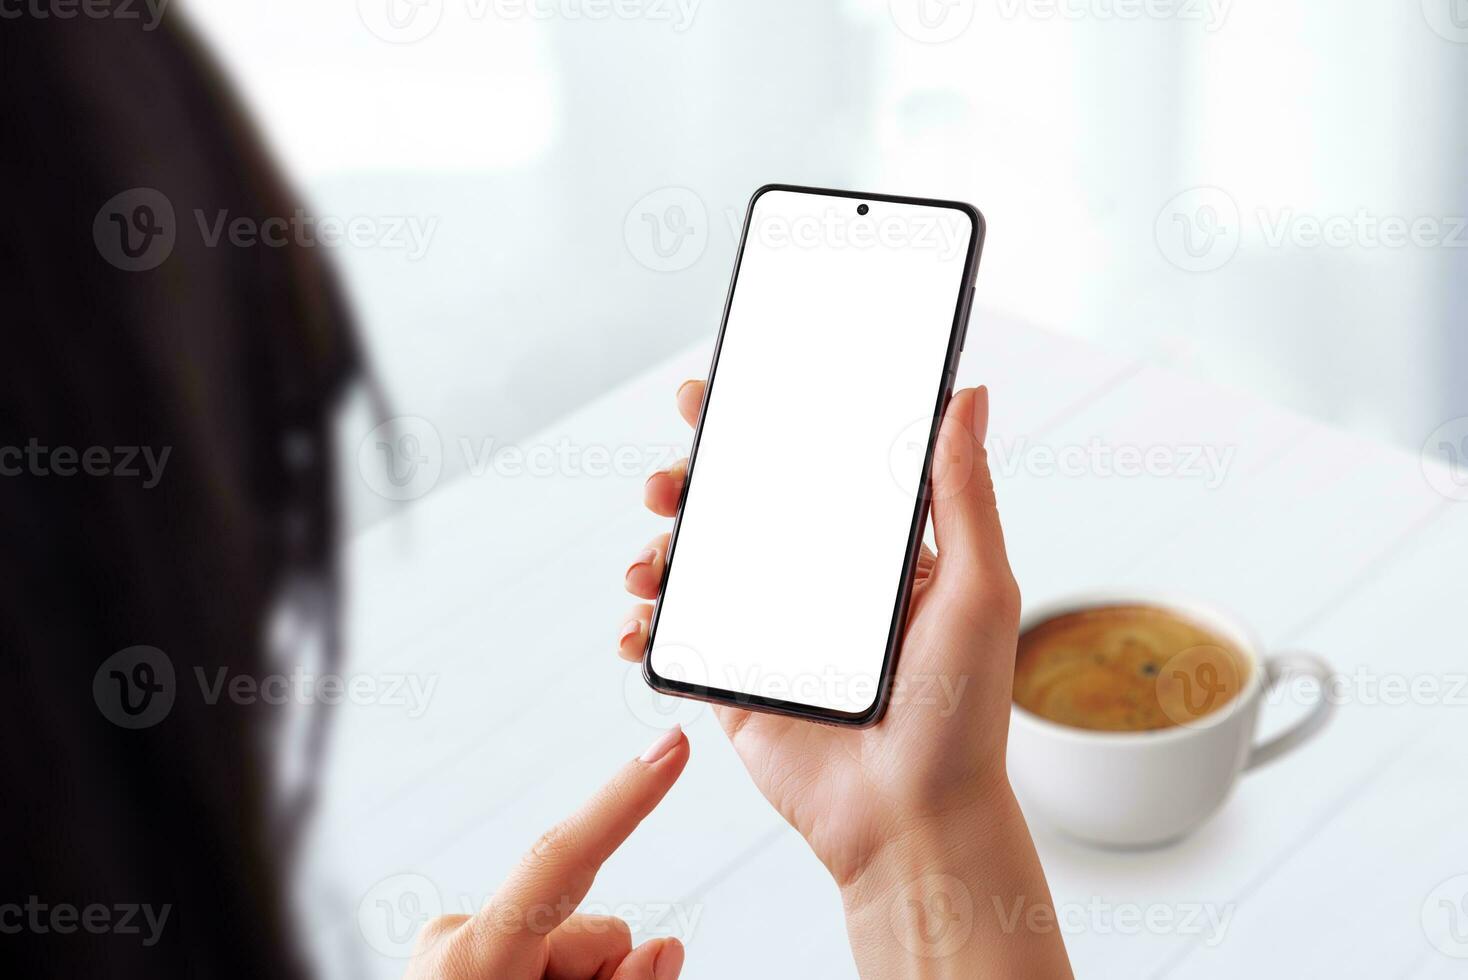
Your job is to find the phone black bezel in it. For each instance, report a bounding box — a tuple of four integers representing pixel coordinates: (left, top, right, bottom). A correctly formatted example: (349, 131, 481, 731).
(641, 183, 986, 728)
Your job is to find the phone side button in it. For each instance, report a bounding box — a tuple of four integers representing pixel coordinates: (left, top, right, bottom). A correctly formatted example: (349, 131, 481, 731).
(959, 286, 975, 351)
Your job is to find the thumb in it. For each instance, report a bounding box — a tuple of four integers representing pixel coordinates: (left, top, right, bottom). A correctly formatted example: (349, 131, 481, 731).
(928, 386, 1018, 607)
(610, 937, 685, 980)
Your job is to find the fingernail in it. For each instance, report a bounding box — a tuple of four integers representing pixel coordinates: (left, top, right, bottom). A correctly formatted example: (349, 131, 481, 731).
(676, 379, 698, 398)
(625, 549, 657, 577)
(645, 462, 684, 488)
(972, 385, 990, 444)
(639, 725, 682, 764)
(654, 937, 685, 980)
(619, 619, 642, 644)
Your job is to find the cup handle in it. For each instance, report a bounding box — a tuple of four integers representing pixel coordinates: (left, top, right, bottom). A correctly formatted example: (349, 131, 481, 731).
(1244, 653, 1335, 771)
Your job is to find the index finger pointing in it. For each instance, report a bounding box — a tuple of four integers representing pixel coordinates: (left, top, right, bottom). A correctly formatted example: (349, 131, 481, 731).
(675, 379, 704, 429)
(472, 727, 690, 946)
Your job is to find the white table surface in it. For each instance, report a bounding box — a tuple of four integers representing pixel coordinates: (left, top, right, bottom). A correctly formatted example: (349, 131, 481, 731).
(306, 310, 1467, 979)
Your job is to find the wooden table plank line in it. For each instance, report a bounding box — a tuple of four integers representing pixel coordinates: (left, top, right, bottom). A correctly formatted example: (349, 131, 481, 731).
(350, 500, 654, 667)
(1239, 423, 1316, 480)
(1102, 466, 1448, 618)
(1278, 499, 1455, 645)
(1024, 357, 1151, 439)
(682, 824, 790, 905)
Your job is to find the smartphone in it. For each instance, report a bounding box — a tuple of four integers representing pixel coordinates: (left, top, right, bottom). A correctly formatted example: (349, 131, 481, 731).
(643, 184, 984, 727)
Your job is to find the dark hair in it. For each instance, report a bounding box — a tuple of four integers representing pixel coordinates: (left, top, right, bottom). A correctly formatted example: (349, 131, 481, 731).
(0, 9, 360, 977)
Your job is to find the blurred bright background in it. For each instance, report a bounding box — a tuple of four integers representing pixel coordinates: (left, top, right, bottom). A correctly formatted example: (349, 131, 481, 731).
(180, 0, 1467, 527)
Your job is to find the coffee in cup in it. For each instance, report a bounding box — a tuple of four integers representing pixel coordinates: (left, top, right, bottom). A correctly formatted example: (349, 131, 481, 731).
(1013, 604, 1250, 732)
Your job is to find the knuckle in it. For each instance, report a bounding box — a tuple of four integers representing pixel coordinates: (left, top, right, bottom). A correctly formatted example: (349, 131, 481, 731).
(529, 822, 575, 867)
(523, 821, 596, 899)
(413, 915, 464, 954)
(986, 574, 1022, 623)
(426, 914, 463, 935)
(589, 915, 633, 947)
(972, 447, 998, 499)
(598, 772, 639, 815)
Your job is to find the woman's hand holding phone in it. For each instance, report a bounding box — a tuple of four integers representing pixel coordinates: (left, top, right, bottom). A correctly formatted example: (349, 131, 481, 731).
(402, 728, 689, 980)
(619, 382, 1074, 978)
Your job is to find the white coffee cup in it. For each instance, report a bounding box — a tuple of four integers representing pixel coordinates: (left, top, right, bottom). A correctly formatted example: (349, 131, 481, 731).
(1006, 592, 1335, 848)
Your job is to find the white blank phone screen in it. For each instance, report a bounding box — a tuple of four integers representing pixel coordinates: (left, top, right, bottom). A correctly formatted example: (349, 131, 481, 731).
(649, 189, 974, 716)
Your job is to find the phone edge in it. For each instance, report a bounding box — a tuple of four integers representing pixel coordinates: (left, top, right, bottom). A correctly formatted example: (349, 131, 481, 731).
(641, 183, 987, 729)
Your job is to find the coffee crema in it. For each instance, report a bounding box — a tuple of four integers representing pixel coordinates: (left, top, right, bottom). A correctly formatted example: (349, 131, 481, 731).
(1013, 604, 1249, 732)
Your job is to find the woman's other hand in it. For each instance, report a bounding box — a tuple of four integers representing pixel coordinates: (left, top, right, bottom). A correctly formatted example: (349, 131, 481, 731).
(404, 728, 690, 980)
